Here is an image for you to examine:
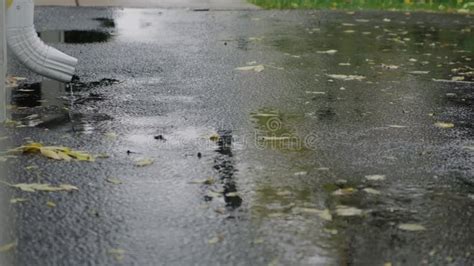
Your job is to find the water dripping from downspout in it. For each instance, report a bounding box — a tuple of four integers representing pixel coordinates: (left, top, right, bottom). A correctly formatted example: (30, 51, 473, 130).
(67, 81, 75, 132)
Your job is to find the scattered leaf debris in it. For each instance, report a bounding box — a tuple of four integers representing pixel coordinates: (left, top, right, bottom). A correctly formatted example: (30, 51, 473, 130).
(235, 64, 265, 72)
(10, 198, 28, 204)
(0, 241, 17, 253)
(11, 142, 94, 162)
(332, 187, 357, 196)
(335, 205, 363, 216)
(108, 248, 125, 261)
(135, 158, 154, 167)
(11, 183, 79, 193)
(381, 64, 399, 70)
(434, 122, 454, 128)
(293, 171, 307, 176)
(326, 74, 366, 81)
(365, 174, 386, 181)
(208, 234, 224, 244)
(106, 178, 123, 185)
(398, 223, 426, 231)
(408, 71, 430, 75)
(317, 49, 338, 55)
(209, 133, 220, 142)
(225, 192, 240, 197)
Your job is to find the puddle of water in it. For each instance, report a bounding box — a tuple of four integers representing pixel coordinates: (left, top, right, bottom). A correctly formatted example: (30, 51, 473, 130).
(252, 185, 312, 218)
(11, 79, 65, 108)
(250, 108, 306, 151)
(33, 112, 112, 134)
(242, 13, 474, 262)
(8, 77, 117, 132)
(38, 30, 113, 44)
(10, 78, 119, 109)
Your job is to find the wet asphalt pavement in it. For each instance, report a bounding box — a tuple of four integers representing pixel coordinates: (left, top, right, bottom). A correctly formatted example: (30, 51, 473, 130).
(1, 7, 473, 266)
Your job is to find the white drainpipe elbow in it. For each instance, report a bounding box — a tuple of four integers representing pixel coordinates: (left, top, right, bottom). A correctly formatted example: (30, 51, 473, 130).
(7, 0, 78, 82)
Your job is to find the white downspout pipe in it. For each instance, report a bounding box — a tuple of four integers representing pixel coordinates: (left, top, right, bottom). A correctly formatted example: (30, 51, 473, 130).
(6, 0, 78, 82)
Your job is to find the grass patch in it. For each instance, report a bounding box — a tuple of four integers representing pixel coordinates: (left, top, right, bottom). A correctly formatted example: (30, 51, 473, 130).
(248, 0, 474, 13)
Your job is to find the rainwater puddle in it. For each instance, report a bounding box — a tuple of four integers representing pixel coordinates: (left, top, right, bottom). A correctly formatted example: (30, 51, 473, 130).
(10, 78, 119, 108)
(38, 30, 113, 44)
(8, 78, 117, 132)
(251, 108, 306, 151)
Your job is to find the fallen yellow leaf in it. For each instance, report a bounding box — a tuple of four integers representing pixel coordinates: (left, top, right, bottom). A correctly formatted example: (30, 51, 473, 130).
(56, 151, 73, 161)
(398, 223, 426, 231)
(434, 122, 454, 128)
(108, 248, 125, 261)
(0, 241, 17, 253)
(135, 158, 153, 167)
(209, 133, 220, 142)
(208, 234, 224, 244)
(326, 74, 366, 81)
(235, 64, 265, 72)
(11, 183, 79, 193)
(67, 150, 95, 161)
(189, 177, 215, 185)
(10, 198, 28, 204)
(40, 148, 62, 160)
(365, 174, 386, 181)
(317, 49, 338, 55)
(335, 205, 363, 216)
(106, 178, 123, 185)
(332, 187, 357, 196)
(13, 143, 95, 162)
